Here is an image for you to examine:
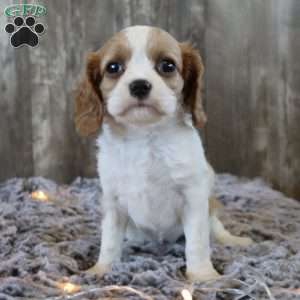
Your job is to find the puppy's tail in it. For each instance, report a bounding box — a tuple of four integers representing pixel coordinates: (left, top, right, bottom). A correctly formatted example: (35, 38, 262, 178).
(209, 196, 253, 247)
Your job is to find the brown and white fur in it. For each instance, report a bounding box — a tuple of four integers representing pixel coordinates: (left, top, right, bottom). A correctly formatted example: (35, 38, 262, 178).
(74, 25, 252, 282)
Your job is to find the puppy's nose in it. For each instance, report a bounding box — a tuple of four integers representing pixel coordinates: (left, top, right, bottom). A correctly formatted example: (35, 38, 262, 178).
(129, 79, 152, 99)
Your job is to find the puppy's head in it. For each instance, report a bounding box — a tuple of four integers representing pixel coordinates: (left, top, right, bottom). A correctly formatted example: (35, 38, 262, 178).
(75, 26, 206, 136)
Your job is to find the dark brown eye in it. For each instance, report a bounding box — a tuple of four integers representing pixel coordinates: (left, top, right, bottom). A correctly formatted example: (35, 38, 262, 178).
(157, 59, 176, 75)
(106, 62, 123, 75)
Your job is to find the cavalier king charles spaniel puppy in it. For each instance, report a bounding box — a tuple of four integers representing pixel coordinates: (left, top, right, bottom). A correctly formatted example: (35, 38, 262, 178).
(75, 25, 252, 282)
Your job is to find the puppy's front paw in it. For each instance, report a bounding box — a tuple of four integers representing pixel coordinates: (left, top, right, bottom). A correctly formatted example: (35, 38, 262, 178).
(85, 263, 111, 277)
(186, 266, 221, 282)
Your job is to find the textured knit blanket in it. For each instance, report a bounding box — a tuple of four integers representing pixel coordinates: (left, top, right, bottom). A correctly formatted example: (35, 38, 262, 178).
(0, 174, 299, 300)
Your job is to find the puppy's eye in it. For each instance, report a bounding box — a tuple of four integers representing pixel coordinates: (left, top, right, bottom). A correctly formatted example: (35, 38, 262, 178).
(157, 59, 176, 75)
(105, 62, 123, 75)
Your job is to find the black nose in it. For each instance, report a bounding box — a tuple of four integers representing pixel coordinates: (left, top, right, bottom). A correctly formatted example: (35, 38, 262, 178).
(129, 79, 152, 99)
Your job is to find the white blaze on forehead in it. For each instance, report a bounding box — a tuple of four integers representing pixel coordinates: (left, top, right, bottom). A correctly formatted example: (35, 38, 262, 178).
(122, 26, 153, 75)
(121, 26, 182, 73)
(123, 26, 151, 56)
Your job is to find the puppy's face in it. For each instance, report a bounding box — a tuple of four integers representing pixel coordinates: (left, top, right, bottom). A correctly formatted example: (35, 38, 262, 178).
(75, 26, 206, 135)
(101, 27, 183, 126)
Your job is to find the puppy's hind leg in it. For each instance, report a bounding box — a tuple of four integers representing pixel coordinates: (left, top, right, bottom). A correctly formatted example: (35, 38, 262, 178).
(210, 214, 253, 247)
(125, 220, 147, 244)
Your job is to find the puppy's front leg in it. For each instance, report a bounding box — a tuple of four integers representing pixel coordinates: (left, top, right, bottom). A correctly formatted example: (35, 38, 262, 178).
(183, 183, 220, 282)
(87, 206, 127, 276)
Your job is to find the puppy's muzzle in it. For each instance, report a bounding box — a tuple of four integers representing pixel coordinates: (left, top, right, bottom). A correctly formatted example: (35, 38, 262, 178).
(129, 79, 152, 99)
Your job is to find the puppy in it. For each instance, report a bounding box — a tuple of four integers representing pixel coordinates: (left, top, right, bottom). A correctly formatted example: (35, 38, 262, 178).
(75, 26, 252, 282)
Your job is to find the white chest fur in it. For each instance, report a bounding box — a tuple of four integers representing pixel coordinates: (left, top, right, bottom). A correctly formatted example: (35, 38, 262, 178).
(96, 119, 210, 241)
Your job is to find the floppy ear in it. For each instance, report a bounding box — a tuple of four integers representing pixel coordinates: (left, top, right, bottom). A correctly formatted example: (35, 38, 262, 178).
(180, 43, 207, 128)
(74, 52, 103, 137)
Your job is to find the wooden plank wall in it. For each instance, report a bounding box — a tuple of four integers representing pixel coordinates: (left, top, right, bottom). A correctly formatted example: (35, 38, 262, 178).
(0, 0, 299, 199)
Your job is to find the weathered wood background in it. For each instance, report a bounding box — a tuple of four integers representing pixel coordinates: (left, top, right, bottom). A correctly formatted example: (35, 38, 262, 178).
(0, 0, 299, 199)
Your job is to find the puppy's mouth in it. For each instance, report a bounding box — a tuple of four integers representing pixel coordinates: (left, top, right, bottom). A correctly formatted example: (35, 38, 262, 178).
(119, 103, 164, 116)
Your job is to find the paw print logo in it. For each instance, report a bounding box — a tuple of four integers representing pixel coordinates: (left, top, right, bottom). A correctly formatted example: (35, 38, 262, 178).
(5, 16, 45, 48)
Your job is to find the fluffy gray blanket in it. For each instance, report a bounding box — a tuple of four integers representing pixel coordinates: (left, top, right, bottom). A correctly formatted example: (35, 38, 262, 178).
(0, 174, 299, 300)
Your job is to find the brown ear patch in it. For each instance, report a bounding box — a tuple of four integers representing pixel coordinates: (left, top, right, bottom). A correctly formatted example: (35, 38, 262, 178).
(180, 43, 207, 128)
(74, 53, 103, 137)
